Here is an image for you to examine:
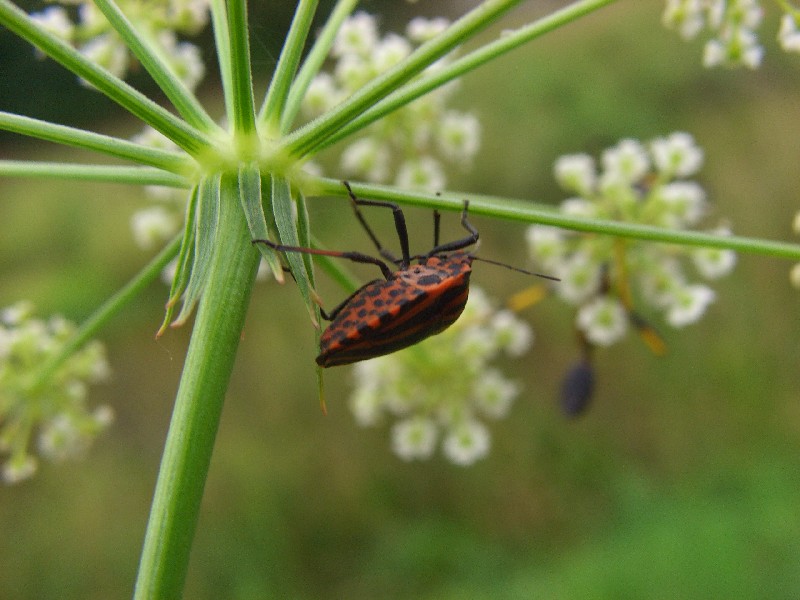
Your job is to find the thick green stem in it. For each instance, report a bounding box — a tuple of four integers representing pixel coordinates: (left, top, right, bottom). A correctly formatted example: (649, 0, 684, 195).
(133, 177, 259, 599)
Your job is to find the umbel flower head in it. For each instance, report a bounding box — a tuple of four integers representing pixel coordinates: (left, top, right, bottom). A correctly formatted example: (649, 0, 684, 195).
(302, 12, 481, 191)
(349, 287, 532, 466)
(527, 133, 736, 348)
(661, 0, 800, 68)
(0, 303, 113, 484)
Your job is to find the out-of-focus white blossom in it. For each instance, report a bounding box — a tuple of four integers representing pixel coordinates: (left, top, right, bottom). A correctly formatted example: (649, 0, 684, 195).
(301, 13, 478, 191)
(528, 134, 735, 347)
(30, 0, 210, 89)
(0, 303, 112, 484)
(661, 0, 796, 69)
(349, 287, 531, 465)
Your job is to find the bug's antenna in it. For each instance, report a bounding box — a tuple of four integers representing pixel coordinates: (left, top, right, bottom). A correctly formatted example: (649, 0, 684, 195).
(472, 256, 560, 281)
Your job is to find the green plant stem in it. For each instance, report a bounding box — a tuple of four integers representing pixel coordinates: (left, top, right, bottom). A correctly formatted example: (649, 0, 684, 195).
(133, 175, 259, 599)
(313, 178, 800, 261)
(29, 235, 183, 393)
(0, 161, 190, 187)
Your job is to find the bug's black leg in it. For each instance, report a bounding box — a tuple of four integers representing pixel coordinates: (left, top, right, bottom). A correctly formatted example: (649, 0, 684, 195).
(252, 238, 393, 279)
(433, 209, 441, 248)
(425, 200, 480, 256)
(342, 181, 411, 268)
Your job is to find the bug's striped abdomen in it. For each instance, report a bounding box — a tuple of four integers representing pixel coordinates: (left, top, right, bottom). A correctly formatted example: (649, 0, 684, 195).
(316, 254, 473, 367)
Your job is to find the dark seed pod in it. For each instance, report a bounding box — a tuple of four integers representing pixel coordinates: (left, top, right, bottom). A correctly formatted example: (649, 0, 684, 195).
(560, 360, 595, 417)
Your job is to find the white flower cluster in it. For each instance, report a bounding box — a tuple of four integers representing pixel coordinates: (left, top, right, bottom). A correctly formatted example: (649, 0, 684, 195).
(0, 302, 113, 484)
(30, 0, 209, 89)
(527, 133, 736, 347)
(349, 287, 531, 466)
(303, 12, 481, 191)
(663, 0, 800, 68)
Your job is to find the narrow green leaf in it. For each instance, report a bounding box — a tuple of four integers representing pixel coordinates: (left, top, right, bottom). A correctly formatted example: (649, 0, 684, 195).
(92, 0, 221, 134)
(174, 174, 221, 325)
(273, 176, 319, 326)
(158, 185, 199, 335)
(0, 0, 212, 157)
(238, 164, 284, 282)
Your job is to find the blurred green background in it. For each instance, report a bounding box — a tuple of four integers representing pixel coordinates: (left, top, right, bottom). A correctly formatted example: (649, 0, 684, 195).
(2, 2, 800, 598)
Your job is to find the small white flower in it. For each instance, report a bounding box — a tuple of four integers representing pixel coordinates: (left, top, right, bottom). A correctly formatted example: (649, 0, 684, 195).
(526, 226, 566, 269)
(2, 455, 37, 484)
(395, 156, 446, 191)
(576, 297, 628, 346)
(30, 7, 74, 40)
(601, 139, 650, 185)
(703, 39, 728, 68)
(333, 12, 379, 57)
(392, 417, 438, 461)
(554, 153, 596, 196)
(657, 181, 707, 226)
(131, 206, 180, 250)
(560, 197, 597, 219)
(662, 0, 704, 40)
(436, 111, 481, 162)
(666, 284, 715, 327)
(340, 137, 391, 183)
(304, 73, 341, 115)
(442, 420, 490, 466)
(490, 310, 533, 357)
(373, 33, 413, 72)
(406, 17, 450, 42)
(650, 132, 704, 178)
(474, 370, 519, 419)
(79, 34, 128, 80)
(778, 13, 800, 53)
(692, 235, 737, 279)
(556, 254, 602, 304)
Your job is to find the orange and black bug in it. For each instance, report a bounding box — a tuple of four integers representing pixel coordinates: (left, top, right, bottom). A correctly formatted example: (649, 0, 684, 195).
(254, 182, 555, 368)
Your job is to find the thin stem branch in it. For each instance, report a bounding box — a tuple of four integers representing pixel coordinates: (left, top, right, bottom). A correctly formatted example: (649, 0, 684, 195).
(226, 0, 257, 139)
(0, 112, 193, 174)
(280, 0, 359, 133)
(0, 161, 190, 187)
(258, 0, 319, 132)
(312, 178, 800, 261)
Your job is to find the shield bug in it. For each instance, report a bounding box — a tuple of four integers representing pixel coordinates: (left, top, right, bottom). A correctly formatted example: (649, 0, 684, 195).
(254, 182, 556, 367)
